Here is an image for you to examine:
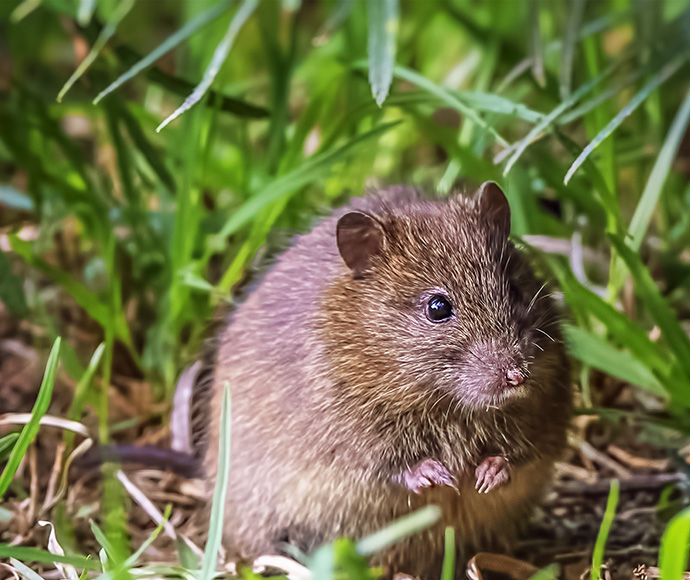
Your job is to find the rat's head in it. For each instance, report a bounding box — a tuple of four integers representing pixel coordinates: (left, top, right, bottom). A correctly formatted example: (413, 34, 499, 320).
(325, 182, 564, 412)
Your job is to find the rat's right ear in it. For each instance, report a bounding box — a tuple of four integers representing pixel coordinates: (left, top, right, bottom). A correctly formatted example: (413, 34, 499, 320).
(475, 181, 511, 236)
(336, 211, 386, 279)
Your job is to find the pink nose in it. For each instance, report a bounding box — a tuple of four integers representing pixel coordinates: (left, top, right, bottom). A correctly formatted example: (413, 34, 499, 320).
(506, 369, 524, 386)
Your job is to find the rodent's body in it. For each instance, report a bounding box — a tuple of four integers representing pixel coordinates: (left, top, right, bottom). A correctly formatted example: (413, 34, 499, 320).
(199, 185, 571, 577)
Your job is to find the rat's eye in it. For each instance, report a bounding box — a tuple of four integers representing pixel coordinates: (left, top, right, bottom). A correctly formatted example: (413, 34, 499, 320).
(426, 295, 453, 322)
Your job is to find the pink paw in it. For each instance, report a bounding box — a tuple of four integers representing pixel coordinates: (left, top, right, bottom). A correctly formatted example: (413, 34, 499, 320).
(475, 456, 509, 493)
(395, 458, 456, 494)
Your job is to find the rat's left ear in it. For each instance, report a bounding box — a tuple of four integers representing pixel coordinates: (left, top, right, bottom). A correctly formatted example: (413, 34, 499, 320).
(475, 181, 510, 235)
(336, 211, 387, 279)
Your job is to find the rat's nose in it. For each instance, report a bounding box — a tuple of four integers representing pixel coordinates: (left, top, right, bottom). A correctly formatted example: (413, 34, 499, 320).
(506, 368, 524, 386)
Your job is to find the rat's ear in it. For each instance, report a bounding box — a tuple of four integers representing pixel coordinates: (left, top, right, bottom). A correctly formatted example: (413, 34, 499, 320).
(476, 181, 510, 235)
(336, 211, 386, 278)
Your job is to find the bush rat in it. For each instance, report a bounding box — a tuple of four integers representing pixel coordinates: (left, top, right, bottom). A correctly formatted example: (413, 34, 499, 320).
(196, 182, 571, 578)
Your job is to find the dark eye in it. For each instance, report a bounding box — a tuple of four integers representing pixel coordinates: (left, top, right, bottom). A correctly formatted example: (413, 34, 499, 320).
(426, 294, 453, 322)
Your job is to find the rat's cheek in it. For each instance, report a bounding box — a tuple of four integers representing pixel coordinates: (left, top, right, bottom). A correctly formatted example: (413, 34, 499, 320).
(392, 458, 457, 494)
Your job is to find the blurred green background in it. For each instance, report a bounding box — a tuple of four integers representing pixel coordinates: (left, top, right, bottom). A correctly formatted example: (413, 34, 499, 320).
(2, 0, 690, 576)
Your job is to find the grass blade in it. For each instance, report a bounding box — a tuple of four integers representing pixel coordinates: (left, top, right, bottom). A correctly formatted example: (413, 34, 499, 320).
(441, 527, 455, 580)
(0, 250, 28, 317)
(0, 546, 100, 572)
(390, 65, 508, 146)
(627, 86, 690, 251)
(57, 0, 135, 102)
(0, 337, 61, 498)
(64, 343, 105, 451)
(94, 0, 232, 104)
(503, 66, 614, 175)
(355, 505, 441, 556)
(563, 324, 665, 397)
(528, 0, 545, 87)
(564, 56, 686, 184)
(157, 0, 258, 132)
(78, 0, 96, 26)
(200, 384, 231, 579)
(659, 506, 690, 580)
(590, 479, 619, 580)
(367, 0, 399, 106)
(609, 235, 690, 383)
(210, 121, 400, 258)
(560, 0, 586, 99)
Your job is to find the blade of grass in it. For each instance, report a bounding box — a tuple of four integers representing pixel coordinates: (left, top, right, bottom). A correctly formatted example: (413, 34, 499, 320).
(200, 384, 231, 580)
(0, 250, 29, 317)
(389, 64, 509, 146)
(94, 0, 232, 104)
(64, 343, 105, 451)
(560, 0, 586, 99)
(528, 0, 545, 87)
(564, 56, 686, 184)
(116, 101, 176, 193)
(9, 0, 41, 23)
(9, 236, 133, 350)
(157, 0, 258, 132)
(529, 564, 559, 580)
(57, 0, 135, 102)
(122, 505, 172, 569)
(563, 324, 666, 398)
(208, 121, 400, 258)
(8, 558, 46, 580)
(355, 505, 441, 556)
(627, 86, 690, 252)
(0, 434, 20, 462)
(503, 65, 616, 175)
(591, 479, 620, 580)
(367, 0, 399, 106)
(0, 337, 61, 498)
(78, 0, 96, 26)
(544, 256, 674, 386)
(0, 546, 100, 572)
(441, 527, 455, 580)
(659, 505, 690, 580)
(610, 234, 690, 382)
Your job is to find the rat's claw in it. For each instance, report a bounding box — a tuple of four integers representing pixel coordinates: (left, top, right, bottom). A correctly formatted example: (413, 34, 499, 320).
(475, 456, 509, 494)
(396, 458, 456, 494)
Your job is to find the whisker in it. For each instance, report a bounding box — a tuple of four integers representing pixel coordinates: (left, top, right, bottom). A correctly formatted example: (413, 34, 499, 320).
(527, 283, 547, 313)
(535, 327, 556, 342)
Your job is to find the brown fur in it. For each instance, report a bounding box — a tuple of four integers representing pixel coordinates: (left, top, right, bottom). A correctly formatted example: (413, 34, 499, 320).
(198, 185, 571, 578)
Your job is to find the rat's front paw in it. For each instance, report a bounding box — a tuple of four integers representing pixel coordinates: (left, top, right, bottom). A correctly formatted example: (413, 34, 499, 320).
(395, 458, 456, 494)
(475, 456, 509, 493)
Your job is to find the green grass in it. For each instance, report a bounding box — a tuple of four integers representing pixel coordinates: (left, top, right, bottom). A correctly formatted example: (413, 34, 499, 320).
(2, 0, 690, 577)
